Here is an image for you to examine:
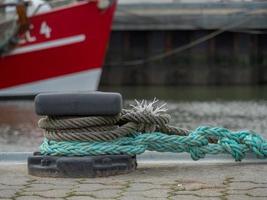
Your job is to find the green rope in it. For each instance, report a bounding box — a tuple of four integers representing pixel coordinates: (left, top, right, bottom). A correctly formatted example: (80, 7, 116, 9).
(40, 126, 267, 161)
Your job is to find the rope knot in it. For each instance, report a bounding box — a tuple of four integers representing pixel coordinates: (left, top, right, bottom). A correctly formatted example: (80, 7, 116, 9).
(219, 137, 245, 161)
(120, 99, 171, 133)
(242, 132, 267, 158)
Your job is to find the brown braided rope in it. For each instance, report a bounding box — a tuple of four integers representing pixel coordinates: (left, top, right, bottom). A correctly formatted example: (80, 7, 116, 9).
(39, 109, 190, 142)
(38, 115, 120, 129)
(44, 122, 138, 142)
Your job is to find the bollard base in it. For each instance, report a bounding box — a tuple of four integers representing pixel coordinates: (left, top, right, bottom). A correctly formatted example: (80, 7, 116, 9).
(28, 152, 137, 178)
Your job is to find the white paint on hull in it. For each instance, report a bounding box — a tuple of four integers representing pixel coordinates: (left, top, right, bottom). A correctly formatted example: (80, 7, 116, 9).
(8, 34, 86, 56)
(0, 68, 102, 95)
(118, 0, 253, 4)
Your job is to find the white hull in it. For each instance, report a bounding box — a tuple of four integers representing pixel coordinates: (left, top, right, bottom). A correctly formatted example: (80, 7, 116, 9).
(0, 68, 102, 95)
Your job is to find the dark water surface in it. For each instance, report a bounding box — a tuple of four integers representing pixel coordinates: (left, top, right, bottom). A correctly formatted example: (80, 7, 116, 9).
(100, 85, 267, 101)
(1, 86, 267, 152)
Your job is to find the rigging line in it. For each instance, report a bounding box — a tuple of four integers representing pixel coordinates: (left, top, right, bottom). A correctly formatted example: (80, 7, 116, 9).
(107, 10, 257, 66)
(228, 29, 267, 35)
(116, 7, 160, 23)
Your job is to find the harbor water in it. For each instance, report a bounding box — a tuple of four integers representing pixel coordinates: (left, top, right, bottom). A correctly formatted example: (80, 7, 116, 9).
(0, 85, 267, 152)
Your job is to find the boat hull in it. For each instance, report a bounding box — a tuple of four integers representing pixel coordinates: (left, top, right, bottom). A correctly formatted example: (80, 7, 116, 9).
(0, 0, 116, 95)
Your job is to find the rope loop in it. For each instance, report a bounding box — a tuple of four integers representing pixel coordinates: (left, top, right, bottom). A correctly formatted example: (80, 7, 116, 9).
(38, 115, 120, 129)
(39, 99, 189, 142)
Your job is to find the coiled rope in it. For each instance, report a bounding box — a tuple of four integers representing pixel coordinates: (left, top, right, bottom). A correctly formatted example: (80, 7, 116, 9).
(39, 100, 267, 161)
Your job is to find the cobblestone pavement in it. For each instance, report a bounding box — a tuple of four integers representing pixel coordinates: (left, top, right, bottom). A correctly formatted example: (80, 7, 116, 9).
(0, 162, 267, 200)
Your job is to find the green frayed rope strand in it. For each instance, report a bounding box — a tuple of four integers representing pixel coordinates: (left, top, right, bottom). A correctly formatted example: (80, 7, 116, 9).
(40, 126, 267, 161)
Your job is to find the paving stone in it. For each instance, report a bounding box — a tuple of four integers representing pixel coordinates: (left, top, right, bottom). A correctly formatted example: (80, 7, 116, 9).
(24, 183, 56, 192)
(75, 189, 121, 199)
(227, 195, 267, 200)
(142, 188, 169, 198)
(230, 181, 266, 190)
(66, 196, 100, 200)
(16, 196, 64, 200)
(228, 187, 267, 196)
(25, 183, 73, 192)
(0, 189, 18, 198)
(76, 183, 124, 191)
(0, 185, 21, 190)
(21, 189, 70, 198)
(174, 188, 224, 197)
(171, 194, 220, 200)
(179, 181, 223, 191)
(0, 199, 13, 200)
(227, 189, 250, 195)
(120, 194, 151, 200)
(32, 178, 78, 186)
(127, 182, 156, 191)
(126, 188, 169, 198)
(81, 178, 128, 185)
(0, 177, 29, 186)
(246, 188, 267, 197)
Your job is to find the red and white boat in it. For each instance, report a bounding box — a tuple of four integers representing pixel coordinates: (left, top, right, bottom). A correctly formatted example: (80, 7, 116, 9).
(0, 0, 116, 95)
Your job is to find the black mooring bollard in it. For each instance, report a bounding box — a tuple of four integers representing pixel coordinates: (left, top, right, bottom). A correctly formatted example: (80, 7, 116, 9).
(28, 152, 137, 178)
(28, 92, 137, 178)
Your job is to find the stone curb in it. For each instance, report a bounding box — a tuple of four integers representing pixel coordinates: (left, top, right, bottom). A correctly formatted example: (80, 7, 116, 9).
(1, 151, 267, 164)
